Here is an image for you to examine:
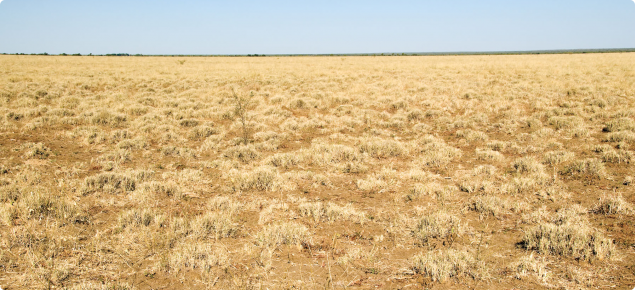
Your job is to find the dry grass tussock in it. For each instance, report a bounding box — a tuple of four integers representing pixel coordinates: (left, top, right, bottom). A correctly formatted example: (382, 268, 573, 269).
(410, 249, 485, 282)
(522, 206, 616, 262)
(0, 54, 634, 288)
(413, 211, 466, 245)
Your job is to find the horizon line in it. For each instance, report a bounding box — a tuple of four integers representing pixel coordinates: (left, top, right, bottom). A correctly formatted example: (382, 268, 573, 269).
(2, 48, 635, 57)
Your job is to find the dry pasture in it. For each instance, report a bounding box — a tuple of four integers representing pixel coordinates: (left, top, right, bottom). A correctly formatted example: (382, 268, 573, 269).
(0, 54, 634, 289)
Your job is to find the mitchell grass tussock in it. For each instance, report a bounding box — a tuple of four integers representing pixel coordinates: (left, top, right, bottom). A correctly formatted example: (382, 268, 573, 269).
(161, 146, 196, 158)
(265, 152, 301, 168)
(356, 176, 388, 194)
(0, 185, 20, 202)
(604, 131, 635, 143)
(522, 219, 615, 261)
(82, 172, 138, 194)
(223, 144, 260, 163)
(298, 201, 366, 224)
(11, 191, 86, 223)
(188, 124, 218, 140)
(356, 167, 397, 194)
(227, 166, 278, 192)
(308, 143, 363, 165)
(411, 249, 484, 282)
(475, 148, 504, 161)
(86, 110, 127, 127)
(413, 136, 461, 167)
(191, 211, 239, 239)
(543, 150, 575, 165)
(603, 117, 635, 132)
(455, 129, 488, 142)
(514, 254, 549, 283)
(467, 195, 528, 218)
(561, 158, 606, 179)
(359, 138, 408, 158)
(406, 182, 451, 201)
(117, 208, 161, 230)
(67, 281, 136, 290)
(592, 194, 633, 215)
(413, 211, 465, 245)
(255, 222, 310, 248)
(337, 246, 378, 265)
(20, 142, 51, 159)
(600, 149, 633, 164)
(208, 196, 243, 213)
(548, 116, 584, 131)
(167, 241, 229, 273)
(258, 200, 289, 225)
(512, 157, 545, 174)
(140, 181, 182, 199)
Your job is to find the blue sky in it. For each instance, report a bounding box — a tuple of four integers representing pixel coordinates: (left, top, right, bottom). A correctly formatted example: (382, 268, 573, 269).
(0, 0, 634, 55)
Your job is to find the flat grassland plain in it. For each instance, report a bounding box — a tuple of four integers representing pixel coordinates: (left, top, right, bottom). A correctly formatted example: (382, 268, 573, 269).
(0, 54, 634, 289)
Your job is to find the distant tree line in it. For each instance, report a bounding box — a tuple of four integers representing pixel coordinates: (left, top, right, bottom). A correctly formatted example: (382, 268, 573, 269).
(1, 48, 634, 57)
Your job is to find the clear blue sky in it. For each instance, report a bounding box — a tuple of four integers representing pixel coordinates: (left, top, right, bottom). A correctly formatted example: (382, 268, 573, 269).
(0, 0, 634, 55)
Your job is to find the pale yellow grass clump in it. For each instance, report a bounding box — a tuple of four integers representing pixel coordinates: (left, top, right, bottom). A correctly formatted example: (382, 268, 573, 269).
(356, 167, 397, 194)
(337, 246, 378, 265)
(117, 208, 163, 231)
(561, 158, 607, 179)
(592, 194, 634, 215)
(258, 200, 289, 224)
(191, 211, 239, 240)
(82, 170, 153, 194)
(298, 201, 366, 224)
(227, 166, 278, 192)
(514, 254, 549, 283)
(67, 281, 136, 290)
(411, 249, 484, 282)
(255, 222, 310, 247)
(603, 117, 635, 132)
(166, 241, 230, 273)
(512, 157, 545, 174)
(467, 195, 528, 218)
(475, 148, 504, 161)
(20, 142, 51, 159)
(3, 191, 86, 225)
(543, 150, 575, 165)
(359, 137, 408, 158)
(413, 135, 462, 167)
(413, 211, 465, 245)
(522, 209, 615, 261)
(406, 182, 454, 201)
(604, 131, 635, 143)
